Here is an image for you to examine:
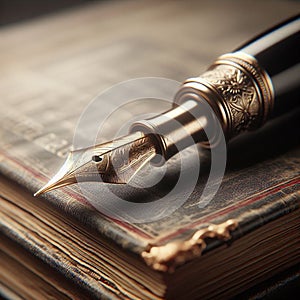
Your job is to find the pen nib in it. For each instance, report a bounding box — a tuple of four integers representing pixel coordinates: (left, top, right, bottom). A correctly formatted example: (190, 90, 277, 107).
(34, 131, 158, 196)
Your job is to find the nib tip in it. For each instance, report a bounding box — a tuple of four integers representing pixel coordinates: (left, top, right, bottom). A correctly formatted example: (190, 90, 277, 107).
(34, 186, 47, 197)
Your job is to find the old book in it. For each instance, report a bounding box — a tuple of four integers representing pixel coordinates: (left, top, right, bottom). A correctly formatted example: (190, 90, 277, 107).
(0, 233, 90, 299)
(0, 0, 299, 299)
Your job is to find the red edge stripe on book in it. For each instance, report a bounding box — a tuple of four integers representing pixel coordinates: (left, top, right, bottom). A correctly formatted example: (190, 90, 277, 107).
(2, 151, 299, 242)
(156, 177, 300, 243)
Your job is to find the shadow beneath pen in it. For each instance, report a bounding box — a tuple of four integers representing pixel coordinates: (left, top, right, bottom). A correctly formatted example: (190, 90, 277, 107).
(226, 107, 300, 170)
(105, 108, 300, 204)
(106, 161, 183, 203)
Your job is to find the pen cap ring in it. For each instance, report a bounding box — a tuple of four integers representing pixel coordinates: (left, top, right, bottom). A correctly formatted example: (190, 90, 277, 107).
(175, 52, 274, 142)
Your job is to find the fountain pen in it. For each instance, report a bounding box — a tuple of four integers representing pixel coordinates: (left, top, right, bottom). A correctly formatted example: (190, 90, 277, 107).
(35, 16, 299, 196)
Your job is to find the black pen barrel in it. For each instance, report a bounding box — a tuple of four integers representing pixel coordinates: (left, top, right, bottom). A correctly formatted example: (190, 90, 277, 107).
(238, 16, 300, 117)
(173, 16, 300, 146)
(132, 17, 300, 157)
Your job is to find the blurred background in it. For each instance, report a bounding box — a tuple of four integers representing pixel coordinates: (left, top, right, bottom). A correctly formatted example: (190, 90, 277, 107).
(0, 0, 97, 25)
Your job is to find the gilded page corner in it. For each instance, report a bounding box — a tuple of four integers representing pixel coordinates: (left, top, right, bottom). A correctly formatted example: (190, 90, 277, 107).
(142, 219, 238, 273)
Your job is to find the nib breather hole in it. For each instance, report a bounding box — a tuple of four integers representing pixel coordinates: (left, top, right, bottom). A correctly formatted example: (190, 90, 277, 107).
(92, 155, 103, 162)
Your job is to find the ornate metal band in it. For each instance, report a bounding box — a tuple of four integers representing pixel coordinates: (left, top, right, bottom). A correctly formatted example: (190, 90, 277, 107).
(175, 52, 274, 140)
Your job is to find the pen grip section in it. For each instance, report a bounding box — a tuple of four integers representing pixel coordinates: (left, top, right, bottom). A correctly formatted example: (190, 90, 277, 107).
(130, 100, 209, 163)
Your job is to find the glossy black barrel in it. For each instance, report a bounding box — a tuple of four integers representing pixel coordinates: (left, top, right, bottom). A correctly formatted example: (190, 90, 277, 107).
(237, 16, 300, 117)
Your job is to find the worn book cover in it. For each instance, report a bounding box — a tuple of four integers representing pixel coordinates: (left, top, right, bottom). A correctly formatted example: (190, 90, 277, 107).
(0, 0, 299, 299)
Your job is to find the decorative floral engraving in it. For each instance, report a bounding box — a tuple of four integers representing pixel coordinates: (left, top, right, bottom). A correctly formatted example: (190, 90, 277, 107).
(219, 69, 248, 95)
(201, 65, 260, 136)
